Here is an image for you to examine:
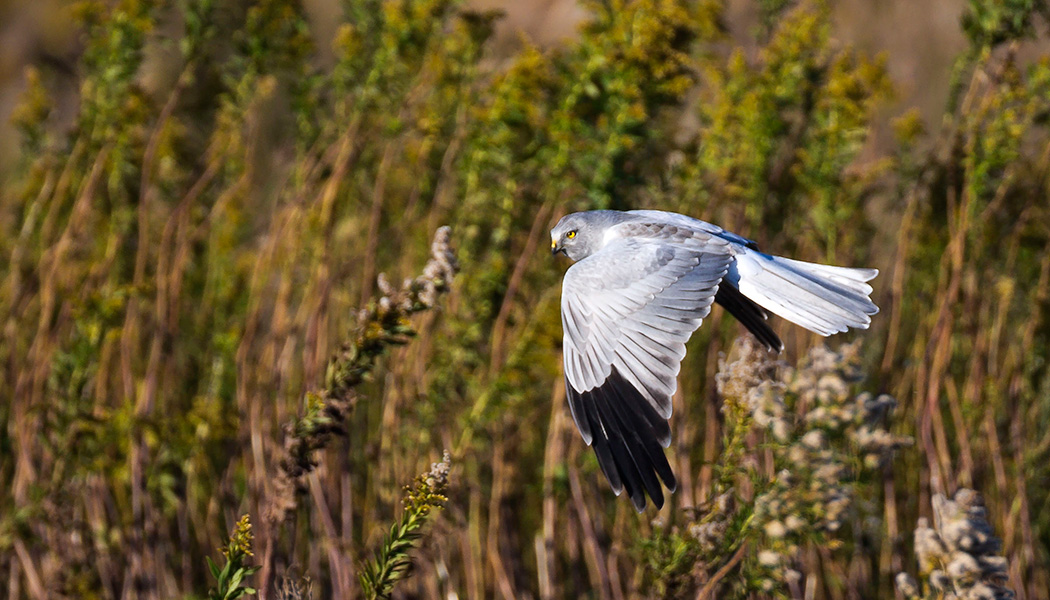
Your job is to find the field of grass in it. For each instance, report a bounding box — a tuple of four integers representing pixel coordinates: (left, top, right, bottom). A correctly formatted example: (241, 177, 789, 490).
(2, 0, 1050, 598)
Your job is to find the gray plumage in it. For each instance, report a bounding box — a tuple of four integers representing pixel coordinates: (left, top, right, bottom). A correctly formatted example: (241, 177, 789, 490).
(551, 209, 879, 511)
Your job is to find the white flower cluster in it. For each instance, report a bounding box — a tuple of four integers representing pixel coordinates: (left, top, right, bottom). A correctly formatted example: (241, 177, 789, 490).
(373, 226, 459, 314)
(761, 341, 907, 533)
(716, 338, 910, 592)
(415, 226, 458, 308)
(688, 490, 735, 552)
(426, 449, 452, 491)
(715, 337, 790, 443)
(897, 489, 1014, 600)
(789, 344, 910, 468)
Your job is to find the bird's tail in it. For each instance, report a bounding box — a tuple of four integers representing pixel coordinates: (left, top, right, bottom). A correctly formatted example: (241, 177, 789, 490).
(732, 251, 879, 336)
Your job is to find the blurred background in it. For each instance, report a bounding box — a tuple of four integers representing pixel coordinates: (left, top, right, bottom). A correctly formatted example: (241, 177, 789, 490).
(2, 0, 1050, 599)
(0, 0, 974, 174)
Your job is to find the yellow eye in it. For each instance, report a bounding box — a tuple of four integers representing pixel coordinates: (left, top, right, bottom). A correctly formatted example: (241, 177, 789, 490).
(567, 231, 576, 239)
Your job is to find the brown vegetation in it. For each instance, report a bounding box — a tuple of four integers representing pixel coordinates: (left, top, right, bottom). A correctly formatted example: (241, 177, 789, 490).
(2, 0, 1050, 598)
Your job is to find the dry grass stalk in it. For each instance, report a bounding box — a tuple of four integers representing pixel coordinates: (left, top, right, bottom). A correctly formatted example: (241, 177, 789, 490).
(258, 227, 457, 596)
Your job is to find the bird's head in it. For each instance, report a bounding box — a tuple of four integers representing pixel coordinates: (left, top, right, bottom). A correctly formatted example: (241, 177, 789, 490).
(551, 212, 603, 262)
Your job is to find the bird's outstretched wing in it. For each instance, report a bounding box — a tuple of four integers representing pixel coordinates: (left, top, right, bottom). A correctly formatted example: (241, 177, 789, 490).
(561, 234, 733, 511)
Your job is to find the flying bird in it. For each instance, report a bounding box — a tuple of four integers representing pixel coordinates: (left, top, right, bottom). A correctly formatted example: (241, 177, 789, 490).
(551, 209, 879, 511)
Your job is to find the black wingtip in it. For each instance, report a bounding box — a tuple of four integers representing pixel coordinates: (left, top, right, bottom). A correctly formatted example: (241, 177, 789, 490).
(632, 492, 649, 512)
(665, 472, 678, 493)
(568, 369, 677, 512)
(715, 283, 783, 352)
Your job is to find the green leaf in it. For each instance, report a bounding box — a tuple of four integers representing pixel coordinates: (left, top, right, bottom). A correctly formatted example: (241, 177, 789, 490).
(206, 556, 220, 580)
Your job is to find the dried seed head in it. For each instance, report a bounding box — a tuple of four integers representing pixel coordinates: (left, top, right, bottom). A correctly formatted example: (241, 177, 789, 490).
(896, 572, 920, 599)
(801, 430, 825, 450)
(764, 520, 787, 539)
(899, 489, 1015, 600)
(758, 550, 781, 567)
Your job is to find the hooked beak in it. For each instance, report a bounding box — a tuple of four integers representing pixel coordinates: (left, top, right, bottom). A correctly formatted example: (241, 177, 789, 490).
(551, 239, 559, 255)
